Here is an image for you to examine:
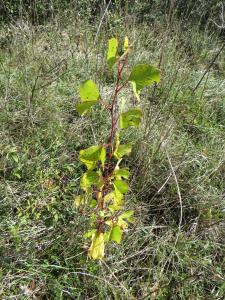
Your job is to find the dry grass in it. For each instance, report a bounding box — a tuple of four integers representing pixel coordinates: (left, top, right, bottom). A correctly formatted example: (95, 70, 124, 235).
(0, 5, 225, 299)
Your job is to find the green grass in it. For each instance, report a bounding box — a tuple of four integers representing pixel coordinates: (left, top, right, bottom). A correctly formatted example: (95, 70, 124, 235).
(0, 8, 225, 300)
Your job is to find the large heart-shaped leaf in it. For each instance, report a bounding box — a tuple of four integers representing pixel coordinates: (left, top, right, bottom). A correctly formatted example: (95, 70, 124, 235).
(114, 142, 132, 159)
(80, 170, 100, 191)
(120, 108, 142, 129)
(76, 80, 100, 115)
(80, 79, 100, 102)
(129, 64, 160, 99)
(79, 145, 106, 169)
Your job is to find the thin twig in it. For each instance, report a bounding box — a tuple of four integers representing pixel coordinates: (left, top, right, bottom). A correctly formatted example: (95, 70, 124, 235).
(164, 146, 183, 246)
(192, 43, 225, 93)
(26, 66, 42, 128)
(94, 0, 112, 45)
(100, 260, 130, 295)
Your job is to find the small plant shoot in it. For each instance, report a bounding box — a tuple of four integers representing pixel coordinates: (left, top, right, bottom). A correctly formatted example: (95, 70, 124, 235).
(75, 37, 160, 259)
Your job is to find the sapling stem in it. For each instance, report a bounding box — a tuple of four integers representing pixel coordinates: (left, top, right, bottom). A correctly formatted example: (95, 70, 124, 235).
(75, 37, 160, 259)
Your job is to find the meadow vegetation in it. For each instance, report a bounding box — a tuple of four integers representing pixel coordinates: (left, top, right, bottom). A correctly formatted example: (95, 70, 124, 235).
(0, 1, 224, 299)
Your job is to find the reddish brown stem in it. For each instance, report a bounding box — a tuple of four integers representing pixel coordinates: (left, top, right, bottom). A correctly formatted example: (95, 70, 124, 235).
(98, 55, 129, 210)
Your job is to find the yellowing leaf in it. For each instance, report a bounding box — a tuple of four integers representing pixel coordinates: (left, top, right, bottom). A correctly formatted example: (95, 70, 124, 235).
(120, 108, 142, 129)
(105, 219, 113, 226)
(117, 218, 128, 229)
(104, 231, 111, 242)
(88, 232, 105, 260)
(114, 143, 132, 159)
(129, 64, 160, 99)
(79, 80, 100, 102)
(107, 38, 118, 69)
(123, 36, 129, 52)
(117, 210, 134, 229)
(80, 171, 99, 191)
(104, 192, 115, 203)
(110, 225, 122, 244)
(74, 195, 85, 207)
(105, 191, 124, 211)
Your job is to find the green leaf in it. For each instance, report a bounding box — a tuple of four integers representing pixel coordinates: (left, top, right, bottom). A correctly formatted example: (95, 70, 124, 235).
(76, 101, 98, 115)
(99, 147, 106, 167)
(123, 36, 129, 52)
(76, 79, 100, 114)
(89, 199, 97, 208)
(115, 168, 130, 179)
(114, 143, 132, 159)
(119, 210, 135, 223)
(88, 232, 105, 260)
(79, 145, 106, 169)
(114, 180, 129, 194)
(79, 79, 100, 102)
(110, 225, 122, 244)
(80, 171, 99, 191)
(84, 229, 96, 238)
(120, 108, 142, 129)
(107, 38, 118, 69)
(128, 64, 160, 99)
